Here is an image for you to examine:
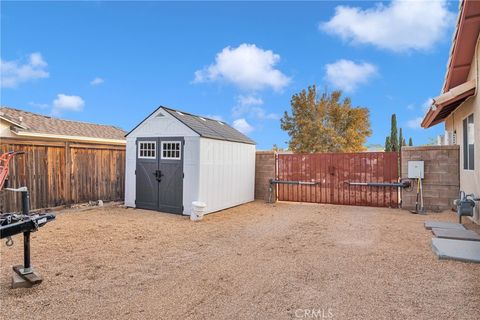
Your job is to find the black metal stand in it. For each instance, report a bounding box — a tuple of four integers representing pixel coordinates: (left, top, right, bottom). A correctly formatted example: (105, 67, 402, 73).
(21, 190, 32, 274)
(0, 187, 55, 287)
(12, 189, 42, 286)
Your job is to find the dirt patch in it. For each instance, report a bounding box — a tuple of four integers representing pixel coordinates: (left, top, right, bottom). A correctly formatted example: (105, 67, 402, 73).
(1, 201, 479, 319)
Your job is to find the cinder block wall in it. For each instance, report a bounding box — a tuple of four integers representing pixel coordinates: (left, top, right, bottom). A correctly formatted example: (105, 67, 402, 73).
(255, 151, 276, 201)
(401, 145, 460, 212)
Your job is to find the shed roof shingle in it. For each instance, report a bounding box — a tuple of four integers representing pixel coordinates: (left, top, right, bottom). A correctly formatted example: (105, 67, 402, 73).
(1, 106, 126, 140)
(162, 107, 255, 145)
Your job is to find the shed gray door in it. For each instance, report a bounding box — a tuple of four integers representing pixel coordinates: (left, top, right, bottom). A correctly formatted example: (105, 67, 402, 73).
(157, 138, 184, 214)
(136, 138, 159, 210)
(136, 137, 184, 214)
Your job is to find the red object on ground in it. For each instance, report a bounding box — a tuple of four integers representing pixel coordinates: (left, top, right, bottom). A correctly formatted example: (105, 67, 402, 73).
(0, 151, 24, 192)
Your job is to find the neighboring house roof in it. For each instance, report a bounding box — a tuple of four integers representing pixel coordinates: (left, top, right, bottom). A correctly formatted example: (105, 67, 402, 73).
(422, 0, 480, 128)
(126, 106, 256, 145)
(1, 106, 126, 144)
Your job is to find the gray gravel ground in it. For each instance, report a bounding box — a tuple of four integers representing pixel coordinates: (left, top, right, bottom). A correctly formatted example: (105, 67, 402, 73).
(1, 201, 479, 320)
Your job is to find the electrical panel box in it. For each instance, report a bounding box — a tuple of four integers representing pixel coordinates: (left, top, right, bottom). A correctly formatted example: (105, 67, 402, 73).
(407, 161, 424, 179)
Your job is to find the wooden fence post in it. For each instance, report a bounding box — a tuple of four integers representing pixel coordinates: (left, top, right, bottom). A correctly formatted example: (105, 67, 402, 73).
(65, 142, 72, 204)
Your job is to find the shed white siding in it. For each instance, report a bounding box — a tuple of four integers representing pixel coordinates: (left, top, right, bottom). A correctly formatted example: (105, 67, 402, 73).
(0, 119, 16, 137)
(182, 136, 200, 214)
(197, 138, 255, 213)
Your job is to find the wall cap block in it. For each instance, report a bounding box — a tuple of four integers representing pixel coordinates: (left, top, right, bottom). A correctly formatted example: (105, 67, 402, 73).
(401, 145, 459, 152)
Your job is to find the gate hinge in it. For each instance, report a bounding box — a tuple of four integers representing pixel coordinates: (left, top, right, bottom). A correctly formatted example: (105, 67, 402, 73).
(183, 172, 184, 178)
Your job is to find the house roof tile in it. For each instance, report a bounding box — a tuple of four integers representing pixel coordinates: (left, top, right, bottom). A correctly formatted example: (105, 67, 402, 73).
(1, 106, 126, 140)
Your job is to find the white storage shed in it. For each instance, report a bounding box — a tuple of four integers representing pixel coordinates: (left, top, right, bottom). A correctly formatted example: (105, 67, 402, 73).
(124, 106, 256, 215)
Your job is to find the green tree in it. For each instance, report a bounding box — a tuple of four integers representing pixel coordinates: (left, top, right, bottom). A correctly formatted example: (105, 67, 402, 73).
(390, 114, 399, 152)
(280, 86, 372, 153)
(399, 127, 404, 150)
(385, 136, 391, 151)
(408, 137, 413, 146)
(425, 137, 437, 146)
(272, 144, 284, 151)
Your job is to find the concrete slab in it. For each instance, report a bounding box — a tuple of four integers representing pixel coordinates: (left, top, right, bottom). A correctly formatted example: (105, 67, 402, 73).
(431, 238, 480, 263)
(424, 221, 466, 230)
(432, 228, 480, 241)
(11, 272, 32, 289)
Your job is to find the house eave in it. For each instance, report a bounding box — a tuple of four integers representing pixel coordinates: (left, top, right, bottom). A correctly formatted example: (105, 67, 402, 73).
(10, 130, 126, 145)
(422, 80, 476, 128)
(442, 0, 480, 92)
(0, 115, 28, 130)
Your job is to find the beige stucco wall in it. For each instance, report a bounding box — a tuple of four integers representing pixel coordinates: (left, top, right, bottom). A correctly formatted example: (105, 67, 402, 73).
(0, 119, 16, 138)
(444, 47, 480, 223)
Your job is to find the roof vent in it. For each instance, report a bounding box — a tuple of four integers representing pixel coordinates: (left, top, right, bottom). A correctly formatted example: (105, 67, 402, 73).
(156, 112, 165, 117)
(199, 117, 206, 121)
(176, 111, 184, 116)
(217, 121, 224, 125)
(19, 116, 23, 122)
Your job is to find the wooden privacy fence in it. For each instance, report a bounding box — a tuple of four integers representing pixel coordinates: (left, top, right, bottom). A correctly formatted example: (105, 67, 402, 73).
(1, 138, 125, 213)
(276, 152, 399, 207)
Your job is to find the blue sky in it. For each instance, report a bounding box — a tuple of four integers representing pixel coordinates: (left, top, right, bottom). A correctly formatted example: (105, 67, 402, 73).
(1, 1, 458, 149)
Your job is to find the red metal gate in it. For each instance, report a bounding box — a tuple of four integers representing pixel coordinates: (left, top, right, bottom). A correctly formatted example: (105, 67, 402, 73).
(276, 152, 399, 207)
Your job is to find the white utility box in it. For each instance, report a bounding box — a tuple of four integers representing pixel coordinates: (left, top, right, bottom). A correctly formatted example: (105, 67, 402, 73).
(407, 161, 424, 179)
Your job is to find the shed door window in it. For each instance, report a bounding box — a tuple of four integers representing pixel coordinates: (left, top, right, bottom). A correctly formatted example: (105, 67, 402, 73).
(138, 141, 156, 159)
(161, 141, 181, 160)
(463, 114, 474, 170)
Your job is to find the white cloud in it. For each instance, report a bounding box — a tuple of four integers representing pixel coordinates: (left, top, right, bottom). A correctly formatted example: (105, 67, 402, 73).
(406, 98, 433, 112)
(29, 53, 47, 68)
(232, 95, 279, 120)
(321, 0, 454, 52)
(1, 52, 49, 88)
(422, 98, 434, 112)
(406, 97, 433, 129)
(232, 118, 254, 135)
(193, 43, 290, 91)
(204, 114, 224, 121)
(90, 77, 104, 86)
(237, 95, 263, 106)
(406, 116, 424, 129)
(52, 94, 85, 115)
(325, 59, 377, 92)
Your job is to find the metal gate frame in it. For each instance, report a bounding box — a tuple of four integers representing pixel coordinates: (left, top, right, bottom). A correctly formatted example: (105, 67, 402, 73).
(275, 152, 400, 208)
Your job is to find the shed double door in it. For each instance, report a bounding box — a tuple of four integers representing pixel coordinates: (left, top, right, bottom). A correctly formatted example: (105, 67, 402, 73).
(135, 137, 184, 214)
